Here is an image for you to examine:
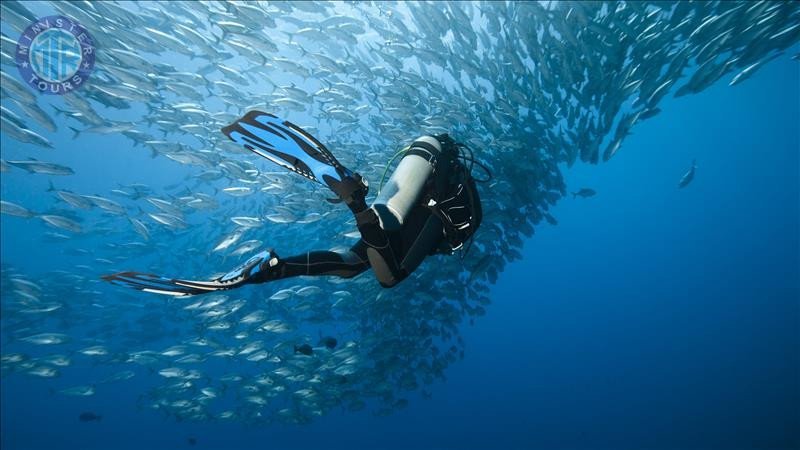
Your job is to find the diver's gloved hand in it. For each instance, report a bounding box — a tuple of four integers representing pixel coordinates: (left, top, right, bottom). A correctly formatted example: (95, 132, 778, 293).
(323, 170, 369, 212)
(216, 249, 280, 287)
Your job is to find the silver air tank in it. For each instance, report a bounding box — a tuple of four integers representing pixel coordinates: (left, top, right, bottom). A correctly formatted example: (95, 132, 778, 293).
(372, 136, 441, 231)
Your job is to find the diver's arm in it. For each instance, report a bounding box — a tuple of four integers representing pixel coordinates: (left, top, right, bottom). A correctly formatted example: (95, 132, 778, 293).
(342, 135, 449, 288)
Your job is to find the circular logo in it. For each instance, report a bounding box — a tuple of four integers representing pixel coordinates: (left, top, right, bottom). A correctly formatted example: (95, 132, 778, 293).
(15, 15, 95, 95)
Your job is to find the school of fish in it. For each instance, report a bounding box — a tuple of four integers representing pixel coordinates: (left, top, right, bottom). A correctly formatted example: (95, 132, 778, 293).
(1, 0, 798, 425)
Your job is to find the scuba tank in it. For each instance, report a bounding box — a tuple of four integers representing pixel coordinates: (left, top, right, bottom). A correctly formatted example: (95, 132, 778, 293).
(372, 135, 445, 231)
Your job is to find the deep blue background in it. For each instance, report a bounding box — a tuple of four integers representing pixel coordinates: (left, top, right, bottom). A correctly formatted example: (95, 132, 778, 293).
(2, 48, 798, 450)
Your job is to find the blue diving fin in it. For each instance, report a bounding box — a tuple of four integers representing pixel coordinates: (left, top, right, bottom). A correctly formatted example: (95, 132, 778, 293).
(221, 110, 354, 186)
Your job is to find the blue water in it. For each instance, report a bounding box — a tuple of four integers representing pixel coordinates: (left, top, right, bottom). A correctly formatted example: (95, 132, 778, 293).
(2, 37, 799, 450)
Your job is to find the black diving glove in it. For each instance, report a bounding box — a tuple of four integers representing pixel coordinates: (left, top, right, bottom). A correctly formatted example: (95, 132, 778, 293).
(323, 171, 369, 213)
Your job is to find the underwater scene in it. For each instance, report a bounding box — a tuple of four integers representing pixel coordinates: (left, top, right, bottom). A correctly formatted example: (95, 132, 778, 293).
(1, 1, 798, 449)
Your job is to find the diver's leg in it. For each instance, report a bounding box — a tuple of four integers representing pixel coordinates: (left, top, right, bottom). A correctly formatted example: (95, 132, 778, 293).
(327, 171, 407, 287)
(306, 136, 447, 287)
(352, 207, 406, 287)
(253, 241, 370, 281)
(103, 249, 280, 296)
(102, 244, 370, 297)
(313, 161, 404, 280)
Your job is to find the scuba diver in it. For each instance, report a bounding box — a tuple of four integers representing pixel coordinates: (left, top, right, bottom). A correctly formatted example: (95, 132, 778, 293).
(103, 111, 486, 296)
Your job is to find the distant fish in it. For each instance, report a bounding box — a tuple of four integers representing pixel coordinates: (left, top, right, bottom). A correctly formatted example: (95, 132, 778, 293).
(294, 343, 313, 356)
(39, 215, 82, 233)
(148, 212, 187, 230)
(571, 188, 596, 199)
(1, 200, 35, 218)
(319, 336, 338, 350)
(231, 216, 262, 228)
(296, 286, 322, 297)
(99, 370, 135, 384)
(79, 412, 102, 422)
(20, 333, 69, 345)
(79, 345, 109, 357)
(213, 230, 243, 252)
(229, 240, 262, 257)
(5, 159, 73, 176)
(40, 354, 71, 367)
(222, 186, 254, 197)
(59, 385, 96, 396)
(730, 52, 783, 86)
(47, 183, 93, 210)
(1, 114, 53, 148)
(28, 366, 59, 377)
(68, 122, 136, 139)
(129, 217, 150, 241)
(82, 195, 126, 215)
(678, 159, 697, 188)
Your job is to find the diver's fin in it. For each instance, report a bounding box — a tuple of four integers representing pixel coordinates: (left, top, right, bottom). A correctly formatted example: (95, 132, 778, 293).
(101, 271, 234, 297)
(221, 110, 353, 186)
(102, 250, 279, 297)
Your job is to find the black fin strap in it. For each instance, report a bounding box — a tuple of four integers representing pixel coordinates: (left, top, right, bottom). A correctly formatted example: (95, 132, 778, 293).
(323, 174, 368, 210)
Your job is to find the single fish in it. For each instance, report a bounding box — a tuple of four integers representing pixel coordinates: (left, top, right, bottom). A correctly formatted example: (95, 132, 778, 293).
(79, 194, 127, 214)
(213, 230, 243, 252)
(99, 370, 135, 384)
(78, 412, 102, 422)
(39, 215, 82, 233)
(678, 159, 697, 188)
(129, 217, 150, 241)
(6, 160, 73, 176)
(79, 345, 109, 356)
(59, 385, 96, 396)
(319, 336, 338, 350)
(1, 114, 53, 148)
(148, 213, 187, 229)
(294, 343, 313, 356)
(571, 188, 597, 199)
(230, 240, 263, 257)
(0, 200, 35, 218)
(231, 216, 262, 228)
(40, 354, 71, 367)
(222, 186, 254, 197)
(21, 333, 69, 345)
(28, 366, 59, 377)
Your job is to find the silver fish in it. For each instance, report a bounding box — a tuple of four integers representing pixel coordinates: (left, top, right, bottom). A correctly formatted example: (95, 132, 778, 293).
(21, 333, 70, 345)
(39, 215, 82, 233)
(59, 385, 96, 396)
(1, 115, 53, 148)
(213, 230, 244, 253)
(222, 186, 254, 197)
(149, 213, 187, 230)
(678, 159, 697, 188)
(231, 216, 263, 228)
(6, 160, 73, 175)
(1, 200, 35, 218)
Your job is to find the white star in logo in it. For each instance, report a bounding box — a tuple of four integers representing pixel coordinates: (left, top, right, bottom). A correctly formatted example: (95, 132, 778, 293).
(83, 62, 90, 69)
(21, 61, 28, 68)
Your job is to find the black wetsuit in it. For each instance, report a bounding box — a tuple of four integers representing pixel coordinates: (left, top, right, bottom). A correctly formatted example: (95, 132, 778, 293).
(256, 135, 482, 288)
